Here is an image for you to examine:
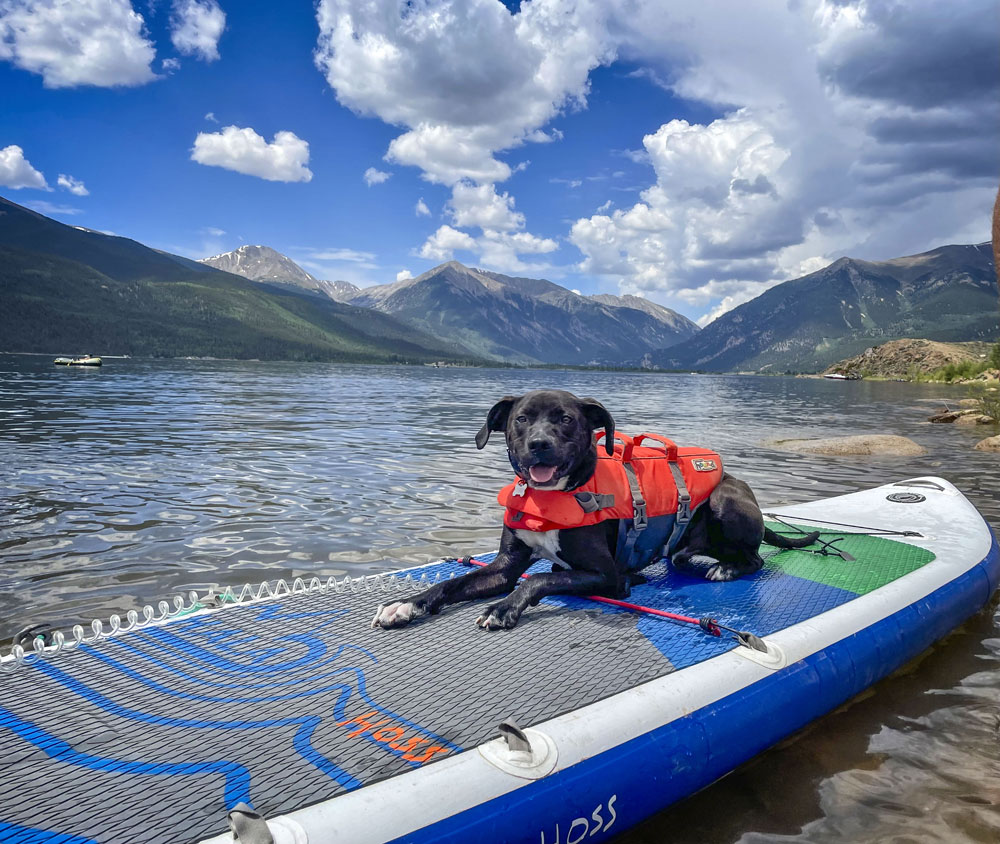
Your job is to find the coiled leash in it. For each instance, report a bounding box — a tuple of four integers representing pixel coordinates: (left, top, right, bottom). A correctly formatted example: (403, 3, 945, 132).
(452, 556, 767, 652)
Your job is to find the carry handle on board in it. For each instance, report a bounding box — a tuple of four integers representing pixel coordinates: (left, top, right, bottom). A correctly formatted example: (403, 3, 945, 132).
(632, 432, 678, 461)
(595, 430, 635, 461)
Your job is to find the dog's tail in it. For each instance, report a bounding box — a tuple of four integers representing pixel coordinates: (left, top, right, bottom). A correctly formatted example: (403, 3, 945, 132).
(763, 527, 820, 549)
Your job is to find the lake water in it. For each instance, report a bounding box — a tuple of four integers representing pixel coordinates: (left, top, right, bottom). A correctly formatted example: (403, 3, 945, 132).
(2, 355, 998, 842)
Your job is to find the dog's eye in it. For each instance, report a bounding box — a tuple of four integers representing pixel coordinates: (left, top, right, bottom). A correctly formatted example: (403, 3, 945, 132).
(515, 415, 527, 424)
(561, 415, 573, 424)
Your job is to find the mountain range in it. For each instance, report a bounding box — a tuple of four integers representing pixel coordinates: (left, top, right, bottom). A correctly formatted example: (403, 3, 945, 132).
(653, 243, 997, 372)
(199, 245, 700, 365)
(1, 194, 995, 370)
(339, 261, 700, 365)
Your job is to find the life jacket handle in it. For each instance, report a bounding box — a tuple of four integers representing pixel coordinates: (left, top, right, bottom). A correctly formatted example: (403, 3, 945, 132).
(632, 432, 679, 461)
(594, 430, 635, 462)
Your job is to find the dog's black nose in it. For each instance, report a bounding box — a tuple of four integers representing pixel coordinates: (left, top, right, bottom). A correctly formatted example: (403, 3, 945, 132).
(528, 438, 553, 452)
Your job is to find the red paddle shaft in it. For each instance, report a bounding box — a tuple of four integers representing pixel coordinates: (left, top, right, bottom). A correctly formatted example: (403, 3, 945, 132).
(458, 557, 723, 637)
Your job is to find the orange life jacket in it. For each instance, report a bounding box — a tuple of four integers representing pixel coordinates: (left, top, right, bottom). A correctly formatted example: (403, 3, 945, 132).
(497, 432, 723, 569)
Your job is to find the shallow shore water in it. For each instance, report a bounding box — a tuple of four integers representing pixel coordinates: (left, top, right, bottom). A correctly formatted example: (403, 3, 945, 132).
(2, 355, 998, 843)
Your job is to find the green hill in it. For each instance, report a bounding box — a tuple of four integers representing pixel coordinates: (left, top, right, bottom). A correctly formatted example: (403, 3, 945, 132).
(0, 197, 473, 363)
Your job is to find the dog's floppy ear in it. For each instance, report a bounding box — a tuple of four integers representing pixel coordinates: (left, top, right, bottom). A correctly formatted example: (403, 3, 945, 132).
(580, 397, 615, 455)
(475, 395, 520, 449)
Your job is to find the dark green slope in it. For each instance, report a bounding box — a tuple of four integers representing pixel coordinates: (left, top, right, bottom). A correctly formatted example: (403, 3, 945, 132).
(0, 197, 473, 363)
(654, 244, 998, 372)
(0, 247, 468, 361)
(0, 196, 216, 282)
(0, 249, 468, 362)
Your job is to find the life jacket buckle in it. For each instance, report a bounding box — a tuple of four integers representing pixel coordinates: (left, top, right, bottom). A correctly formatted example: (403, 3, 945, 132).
(633, 501, 648, 530)
(574, 491, 615, 513)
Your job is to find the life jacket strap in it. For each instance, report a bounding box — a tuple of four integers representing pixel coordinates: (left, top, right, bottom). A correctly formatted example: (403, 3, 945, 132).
(667, 462, 692, 521)
(665, 460, 693, 551)
(622, 463, 647, 530)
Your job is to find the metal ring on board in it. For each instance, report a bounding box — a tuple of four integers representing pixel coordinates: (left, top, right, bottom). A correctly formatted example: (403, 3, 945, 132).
(886, 492, 926, 503)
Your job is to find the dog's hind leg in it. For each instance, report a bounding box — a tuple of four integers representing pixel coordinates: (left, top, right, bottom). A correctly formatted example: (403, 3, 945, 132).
(671, 548, 760, 582)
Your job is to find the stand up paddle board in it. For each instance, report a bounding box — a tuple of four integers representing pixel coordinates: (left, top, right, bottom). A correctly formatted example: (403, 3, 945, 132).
(1, 477, 997, 844)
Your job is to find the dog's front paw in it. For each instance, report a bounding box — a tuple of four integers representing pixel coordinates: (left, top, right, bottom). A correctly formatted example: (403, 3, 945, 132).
(371, 600, 426, 629)
(476, 600, 523, 631)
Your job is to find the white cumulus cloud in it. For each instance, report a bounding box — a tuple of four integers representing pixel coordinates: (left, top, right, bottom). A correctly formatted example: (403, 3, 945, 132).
(417, 179, 557, 272)
(572, 110, 795, 303)
(418, 225, 477, 262)
(363, 167, 390, 186)
(447, 182, 523, 233)
(396, 269, 413, 281)
(476, 230, 558, 274)
(315, 0, 614, 271)
(0, 145, 47, 189)
(0, 0, 156, 88)
(315, 0, 612, 187)
(191, 126, 313, 183)
(57, 173, 88, 195)
(170, 0, 225, 62)
(415, 197, 431, 217)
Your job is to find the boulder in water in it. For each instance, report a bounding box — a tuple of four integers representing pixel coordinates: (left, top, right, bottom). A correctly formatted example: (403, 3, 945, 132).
(973, 435, 1000, 452)
(767, 434, 927, 456)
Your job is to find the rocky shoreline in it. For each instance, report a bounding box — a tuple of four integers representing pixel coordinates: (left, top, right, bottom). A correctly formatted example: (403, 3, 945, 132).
(927, 400, 1000, 451)
(766, 376, 1000, 457)
(823, 338, 999, 384)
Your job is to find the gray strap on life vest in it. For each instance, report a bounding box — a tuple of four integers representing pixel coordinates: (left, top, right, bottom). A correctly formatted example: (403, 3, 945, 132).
(622, 463, 647, 530)
(574, 491, 616, 513)
(665, 461, 692, 550)
(228, 803, 274, 844)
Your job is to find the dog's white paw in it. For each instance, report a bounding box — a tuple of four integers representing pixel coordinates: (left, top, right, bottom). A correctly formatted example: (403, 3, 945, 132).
(476, 601, 521, 630)
(705, 563, 738, 582)
(476, 611, 501, 630)
(688, 554, 720, 567)
(371, 601, 424, 629)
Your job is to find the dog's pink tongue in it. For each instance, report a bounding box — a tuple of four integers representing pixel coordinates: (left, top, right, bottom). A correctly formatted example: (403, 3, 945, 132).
(529, 465, 557, 483)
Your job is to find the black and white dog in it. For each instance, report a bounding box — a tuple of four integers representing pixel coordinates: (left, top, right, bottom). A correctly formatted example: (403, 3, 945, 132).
(371, 390, 815, 631)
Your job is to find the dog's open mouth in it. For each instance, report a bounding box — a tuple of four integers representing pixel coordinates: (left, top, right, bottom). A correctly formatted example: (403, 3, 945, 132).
(528, 464, 559, 485)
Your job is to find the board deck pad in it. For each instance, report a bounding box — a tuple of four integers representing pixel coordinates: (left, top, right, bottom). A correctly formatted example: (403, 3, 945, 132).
(0, 525, 934, 843)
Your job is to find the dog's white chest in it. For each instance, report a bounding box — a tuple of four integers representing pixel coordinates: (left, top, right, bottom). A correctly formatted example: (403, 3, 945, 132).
(513, 528, 563, 563)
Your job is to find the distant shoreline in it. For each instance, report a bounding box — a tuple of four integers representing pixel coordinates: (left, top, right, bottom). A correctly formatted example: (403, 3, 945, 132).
(7, 350, 994, 383)
(0, 350, 700, 374)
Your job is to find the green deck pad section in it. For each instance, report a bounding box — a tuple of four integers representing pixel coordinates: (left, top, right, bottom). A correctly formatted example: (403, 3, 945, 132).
(761, 521, 936, 595)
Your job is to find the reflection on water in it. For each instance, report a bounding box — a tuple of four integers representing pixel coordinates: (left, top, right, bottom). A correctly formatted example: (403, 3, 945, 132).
(1, 355, 998, 842)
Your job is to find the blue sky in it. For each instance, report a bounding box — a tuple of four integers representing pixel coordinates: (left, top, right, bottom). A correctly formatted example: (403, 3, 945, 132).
(2, 0, 997, 324)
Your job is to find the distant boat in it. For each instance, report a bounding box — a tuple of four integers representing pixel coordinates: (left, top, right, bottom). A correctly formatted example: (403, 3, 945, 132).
(54, 355, 102, 367)
(823, 372, 860, 380)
